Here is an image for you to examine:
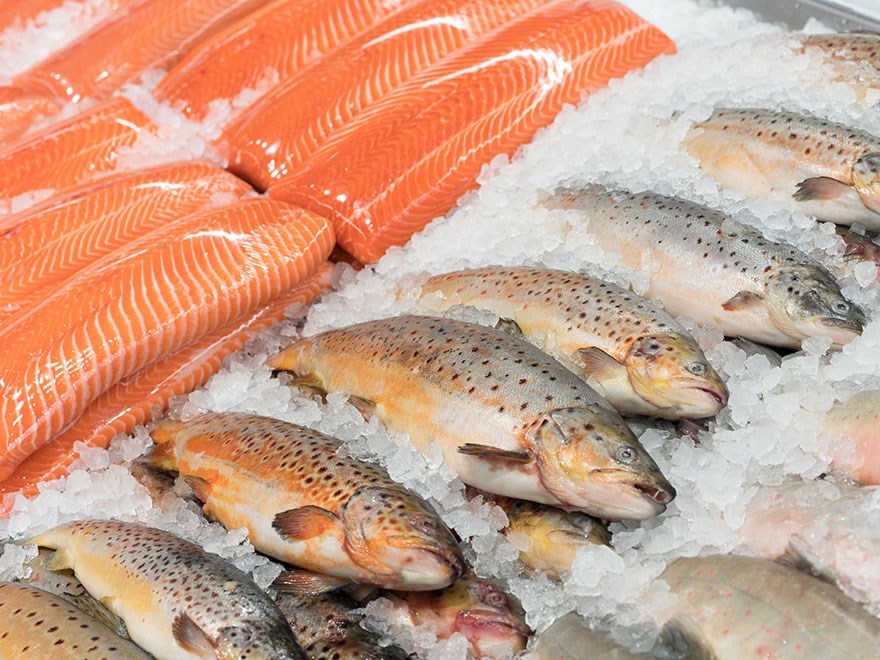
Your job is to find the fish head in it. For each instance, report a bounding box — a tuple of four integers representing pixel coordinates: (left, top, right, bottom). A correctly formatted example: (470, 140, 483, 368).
(529, 406, 675, 520)
(624, 333, 728, 418)
(764, 265, 865, 346)
(853, 153, 880, 215)
(342, 487, 465, 590)
(421, 576, 529, 657)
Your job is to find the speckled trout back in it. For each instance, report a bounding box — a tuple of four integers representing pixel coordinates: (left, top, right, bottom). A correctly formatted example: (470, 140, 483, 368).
(801, 33, 880, 100)
(683, 107, 880, 227)
(542, 186, 864, 348)
(30, 520, 305, 660)
(269, 315, 675, 521)
(150, 413, 465, 591)
(419, 267, 728, 419)
(0, 582, 149, 659)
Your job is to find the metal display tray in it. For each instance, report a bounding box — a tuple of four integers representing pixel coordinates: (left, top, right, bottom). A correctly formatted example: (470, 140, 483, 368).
(719, 0, 880, 32)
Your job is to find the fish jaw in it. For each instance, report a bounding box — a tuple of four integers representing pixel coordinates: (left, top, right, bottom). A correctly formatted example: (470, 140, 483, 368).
(377, 536, 466, 590)
(853, 154, 880, 218)
(623, 333, 728, 420)
(454, 609, 529, 658)
(530, 406, 675, 520)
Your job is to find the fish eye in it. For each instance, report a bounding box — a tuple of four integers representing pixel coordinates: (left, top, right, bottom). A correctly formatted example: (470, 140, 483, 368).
(483, 591, 507, 608)
(616, 446, 637, 463)
(832, 300, 850, 314)
(420, 519, 437, 531)
(686, 362, 706, 375)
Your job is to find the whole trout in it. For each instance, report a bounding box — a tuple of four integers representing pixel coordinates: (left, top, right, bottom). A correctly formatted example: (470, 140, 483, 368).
(684, 107, 880, 227)
(542, 186, 864, 348)
(269, 315, 675, 520)
(419, 267, 728, 419)
(150, 412, 465, 591)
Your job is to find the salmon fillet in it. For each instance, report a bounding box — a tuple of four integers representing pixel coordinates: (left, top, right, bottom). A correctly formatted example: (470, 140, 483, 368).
(154, 0, 411, 122)
(0, 97, 154, 202)
(0, 162, 253, 320)
(0, 197, 334, 479)
(221, 0, 550, 190)
(268, 0, 675, 263)
(0, 263, 334, 513)
(1, 0, 272, 142)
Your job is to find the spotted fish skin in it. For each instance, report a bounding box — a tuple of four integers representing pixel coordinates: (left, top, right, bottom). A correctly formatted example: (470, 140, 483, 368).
(0, 582, 150, 659)
(542, 186, 864, 348)
(30, 520, 305, 660)
(275, 590, 411, 659)
(149, 412, 465, 591)
(683, 107, 880, 227)
(269, 315, 674, 521)
(420, 267, 728, 419)
(801, 33, 880, 99)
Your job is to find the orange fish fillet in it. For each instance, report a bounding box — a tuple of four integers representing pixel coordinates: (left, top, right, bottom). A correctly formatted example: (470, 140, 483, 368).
(2, 0, 271, 142)
(154, 0, 410, 122)
(0, 86, 62, 145)
(268, 0, 674, 263)
(0, 263, 334, 513)
(0, 97, 153, 202)
(0, 197, 334, 479)
(222, 0, 550, 191)
(0, 162, 252, 320)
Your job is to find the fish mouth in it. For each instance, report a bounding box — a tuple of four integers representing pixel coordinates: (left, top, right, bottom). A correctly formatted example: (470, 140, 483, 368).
(632, 480, 676, 505)
(455, 610, 529, 639)
(390, 537, 466, 586)
(695, 386, 727, 406)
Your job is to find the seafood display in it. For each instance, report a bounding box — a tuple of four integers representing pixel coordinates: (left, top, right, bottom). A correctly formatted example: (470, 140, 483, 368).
(541, 185, 865, 348)
(269, 315, 675, 520)
(149, 412, 465, 590)
(30, 520, 306, 658)
(5, 0, 880, 659)
(683, 107, 880, 227)
(418, 267, 728, 419)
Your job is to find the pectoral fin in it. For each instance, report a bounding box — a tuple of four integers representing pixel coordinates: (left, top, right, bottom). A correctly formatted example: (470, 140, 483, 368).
(272, 569, 348, 595)
(182, 475, 211, 503)
(288, 373, 327, 397)
(721, 290, 764, 311)
(657, 614, 717, 660)
(347, 395, 376, 421)
(173, 612, 215, 655)
(793, 176, 851, 202)
(495, 317, 524, 337)
(458, 444, 531, 463)
(273, 506, 339, 541)
(577, 347, 626, 379)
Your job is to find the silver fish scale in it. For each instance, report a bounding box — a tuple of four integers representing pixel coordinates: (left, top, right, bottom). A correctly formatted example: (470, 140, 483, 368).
(551, 185, 815, 278)
(308, 315, 614, 414)
(61, 520, 302, 658)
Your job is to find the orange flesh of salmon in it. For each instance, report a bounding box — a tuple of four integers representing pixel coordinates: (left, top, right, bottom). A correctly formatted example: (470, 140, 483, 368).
(154, 0, 411, 122)
(3, 0, 272, 140)
(0, 86, 62, 145)
(268, 0, 675, 263)
(221, 0, 551, 190)
(0, 97, 153, 202)
(0, 263, 334, 514)
(0, 197, 334, 479)
(0, 162, 253, 320)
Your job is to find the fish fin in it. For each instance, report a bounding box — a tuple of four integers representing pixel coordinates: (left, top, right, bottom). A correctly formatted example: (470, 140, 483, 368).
(182, 475, 212, 503)
(656, 614, 717, 660)
(173, 612, 216, 655)
(129, 459, 178, 496)
(273, 506, 339, 541)
(494, 317, 524, 337)
(344, 584, 380, 602)
(347, 395, 376, 421)
(44, 548, 74, 571)
(273, 569, 349, 595)
(68, 595, 128, 638)
(146, 435, 178, 471)
(776, 539, 838, 586)
(577, 347, 625, 378)
(287, 373, 327, 397)
(721, 290, 764, 311)
(793, 176, 851, 202)
(458, 443, 532, 463)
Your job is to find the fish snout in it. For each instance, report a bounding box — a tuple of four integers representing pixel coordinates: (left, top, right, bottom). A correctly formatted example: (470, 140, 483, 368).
(389, 536, 467, 590)
(633, 479, 676, 505)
